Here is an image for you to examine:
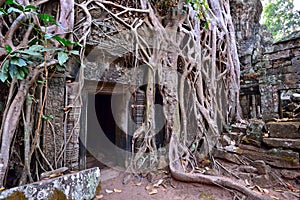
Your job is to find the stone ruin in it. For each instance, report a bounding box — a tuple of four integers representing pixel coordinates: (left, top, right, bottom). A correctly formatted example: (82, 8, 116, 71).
(0, 0, 300, 198)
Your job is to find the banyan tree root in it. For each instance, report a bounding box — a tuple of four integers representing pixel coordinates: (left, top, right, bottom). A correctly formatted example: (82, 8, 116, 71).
(168, 135, 272, 200)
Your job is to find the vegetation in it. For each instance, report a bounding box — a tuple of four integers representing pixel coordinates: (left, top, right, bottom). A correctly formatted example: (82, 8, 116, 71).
(262, 0, 300, 41)
(0, 0, 80, 187)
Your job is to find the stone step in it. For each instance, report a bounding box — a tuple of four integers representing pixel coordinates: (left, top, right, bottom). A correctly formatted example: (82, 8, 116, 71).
(266, 121, 300, 139)
(263, 138, 300, 150)
(237, 144, 300, 169)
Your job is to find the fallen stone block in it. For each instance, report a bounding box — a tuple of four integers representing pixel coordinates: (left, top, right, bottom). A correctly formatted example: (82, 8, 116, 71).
(263, 138, 300, 150)
(237, 144, 300, 169)
(213, 148, 242, 165)
(0, 167, 101, 200)
(251, 160, 270, 175)
(266, 122, 300, 139)
(280, 169, 300, 180)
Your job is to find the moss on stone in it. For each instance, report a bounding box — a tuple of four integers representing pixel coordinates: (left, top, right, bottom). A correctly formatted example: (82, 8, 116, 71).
(6, 191, 28, 200)
(96, 181, 101, 194)
(49, 189, 72, 200)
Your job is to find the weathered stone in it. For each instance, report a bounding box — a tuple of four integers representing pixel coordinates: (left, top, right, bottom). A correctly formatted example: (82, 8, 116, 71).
(291, 93, 300, 102)
(251, 160, 270, 175)
(43, 75, 66, 168)
(237, 165, 258, 174)
(221, 135, 232, 146)
(227, 132, 242, 143)
(263, 138, 300, 150)
(269, 50, 291, 61)
(283, 102, 298, 112)
(266, 122, 300, 139)
(235, 172, 252, 181)
(212, 148, 242, 165)
(236, 144, 300, 169)
(280, 169, 300, 180)
(252, 174, 276, 188)
(231, 123, 247, 133)
(0, 167, 101, 200)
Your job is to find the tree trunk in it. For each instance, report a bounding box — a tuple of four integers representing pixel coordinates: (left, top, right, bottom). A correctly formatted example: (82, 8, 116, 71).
(0, 68, 40, 186)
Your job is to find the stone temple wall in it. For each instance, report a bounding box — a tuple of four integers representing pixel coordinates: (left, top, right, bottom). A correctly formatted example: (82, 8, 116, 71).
(259, 32, 300, 119)
(230, 0, 300, 120)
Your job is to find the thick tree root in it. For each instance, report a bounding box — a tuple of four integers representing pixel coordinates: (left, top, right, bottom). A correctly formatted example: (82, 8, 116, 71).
(169, 161, 272, 200)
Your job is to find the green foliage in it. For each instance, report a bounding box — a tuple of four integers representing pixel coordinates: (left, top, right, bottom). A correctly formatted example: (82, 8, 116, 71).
(42, 114, 54, 120)
(262, 0, 300, 41)
(186, 0, 210, 28)
(0, 0, 82, 83)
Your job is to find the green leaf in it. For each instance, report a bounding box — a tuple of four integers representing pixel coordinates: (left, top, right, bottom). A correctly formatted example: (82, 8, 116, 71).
(16, 69, 25, 80)
(5, 45, 12, 53)
(2, 60, 9, 72)
(0, 8, 8, 15)
(7, 7, 22, 14)
(10, 58, 27, 67)
(70, 50, 80, 55)
(22, 67, 29, 75)
(53, 35, 82, 47)
(37, 13, 56, 24)
(5, 0, 14, 5)
(0, 72, 8, 82)
(44, 33, 52, 39)
(42, 114, 54, 120)
(8, 64, 18, 78)
(40, 47, 63, 52)
(24, 5, 37, 11)
(37, 80, 46, 84)
(29, 44, 44, 52)
(57, 51, 68, 66)
(17, 49, 43, 57)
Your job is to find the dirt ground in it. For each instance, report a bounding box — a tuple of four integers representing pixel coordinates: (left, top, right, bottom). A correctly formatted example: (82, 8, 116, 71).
(92, 167, 300, 200)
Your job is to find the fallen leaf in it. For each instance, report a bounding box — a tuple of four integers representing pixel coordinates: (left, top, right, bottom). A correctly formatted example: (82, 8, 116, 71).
(96, 194, 104, 199)
(136, 182, 142, 186)
(162, 183, 168, 189)
(270, 196, 279, 200)
(105, 189, 113, 194)
(244, 179, 250, 186)
(149, 189, 158, 195)
(263, 189, 269, 195)
(63, 107, 71, 111)
(249, 186, 255, 190)
(113, 188, 122, 193)
(255, 185, 263, 193)
(181, 159, 185, 165)
(49, 173, 60, 178)
(273, 188, 283, 192)
(145, 184, 151, 190)
(0, 187, 5, 191)
(170, 182, 176, 188)
(153, 179, 164, 187)
(286, 182, 297, 192)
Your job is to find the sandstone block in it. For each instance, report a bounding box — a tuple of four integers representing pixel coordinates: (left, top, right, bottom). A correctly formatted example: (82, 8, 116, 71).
(266, 122, 300, 139)
(0, 167, 101, 200)
(237, 144, 300, 169)
(263, 138, 300, 150)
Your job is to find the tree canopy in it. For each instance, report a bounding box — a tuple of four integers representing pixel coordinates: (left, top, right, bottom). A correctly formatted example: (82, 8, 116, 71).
(262, 0, 300, 41)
